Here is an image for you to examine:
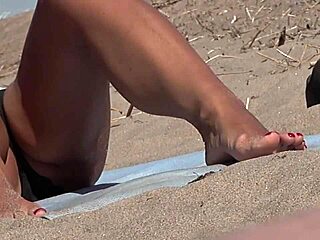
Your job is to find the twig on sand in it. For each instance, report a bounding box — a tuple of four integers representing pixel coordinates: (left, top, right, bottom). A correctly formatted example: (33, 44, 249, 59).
(303, 0, 313, 8)
(188, 36, 204, 43)
(158, 9, 170, 18)
(152, 0, 182, 9)
(126, 104, 134, 117)
(308, 44, 320, 50)
(281, 8, 291, 18)
(111, 123, 121, 128)
(216, 70, 253, 76)
(247, 29, 262, 48)
(194, 17, 217, 38)
(302, 53, 320, 64)
(303, 0, 320, 9)
(180, 9, 198, 16)
(231, 15, 237, 24)
(112, 111, 142, 122)
(255, 26, 298, 42)
(111, 107, 123, 115)
(205, 54, 242, 64)
(245, 7, 253, 22)
(256, 52, 283, 65)
(245, 97, 250, 110)
(253, 5, 265, 21)
(312, 0, 320, 8)
(244, 22, 272, 49)
(276, 48, 300, 63)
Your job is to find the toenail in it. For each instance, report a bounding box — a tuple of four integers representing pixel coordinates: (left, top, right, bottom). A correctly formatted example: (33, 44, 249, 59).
(297, 133, 304, 137)
(33, 208, 47, 217)
(288, 133, 295, 138)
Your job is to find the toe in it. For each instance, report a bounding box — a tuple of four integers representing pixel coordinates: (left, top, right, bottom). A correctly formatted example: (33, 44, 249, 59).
(294, 141, 306, 150)
(293, 133, 305, 149)
(18, 198, 47, 218)
(278, 133, 296, 150)
(295, 139, 307, 151)
(279, 132, 304, 151)
(33, 208, 47, 217)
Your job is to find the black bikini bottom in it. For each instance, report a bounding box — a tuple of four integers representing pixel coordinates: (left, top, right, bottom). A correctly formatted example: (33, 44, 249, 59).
(0, 89, 65, 201)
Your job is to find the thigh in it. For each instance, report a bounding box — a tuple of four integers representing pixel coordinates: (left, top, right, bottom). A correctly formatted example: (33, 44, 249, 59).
(3, 1, 110, 189)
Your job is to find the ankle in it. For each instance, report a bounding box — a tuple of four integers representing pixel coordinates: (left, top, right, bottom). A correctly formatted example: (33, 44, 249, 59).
(195, 91, 244, 131)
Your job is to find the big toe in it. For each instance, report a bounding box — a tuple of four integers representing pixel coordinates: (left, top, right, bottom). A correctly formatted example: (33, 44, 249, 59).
(18, 198, 47, 218)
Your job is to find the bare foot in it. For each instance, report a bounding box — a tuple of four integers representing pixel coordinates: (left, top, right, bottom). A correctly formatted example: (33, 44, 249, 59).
(0, 181, 46, 218)
(197, 98, 305, 165)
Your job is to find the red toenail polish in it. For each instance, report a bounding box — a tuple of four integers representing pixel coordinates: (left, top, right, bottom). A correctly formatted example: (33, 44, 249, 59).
(33, 208, 47, 216)
(288, 133, 295, 138)
(297, 133, 304, 137)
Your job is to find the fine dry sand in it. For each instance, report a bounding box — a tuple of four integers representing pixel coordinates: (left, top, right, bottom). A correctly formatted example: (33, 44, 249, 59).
(0, 0, 320, 239)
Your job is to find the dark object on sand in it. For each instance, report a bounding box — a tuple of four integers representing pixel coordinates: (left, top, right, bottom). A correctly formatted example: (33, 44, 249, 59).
(306, 59, 320, 108)
(277, 26, 286, 47)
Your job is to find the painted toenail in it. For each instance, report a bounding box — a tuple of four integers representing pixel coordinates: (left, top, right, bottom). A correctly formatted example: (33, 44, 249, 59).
(288, 133, 295, 138)
(33, 208, 47, 217)
(297, 133, 304, 137)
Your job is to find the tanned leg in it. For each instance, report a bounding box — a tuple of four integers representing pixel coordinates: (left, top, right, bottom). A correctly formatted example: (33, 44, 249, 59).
(0, 119, 43, 217)
(2, 0, 304, 216)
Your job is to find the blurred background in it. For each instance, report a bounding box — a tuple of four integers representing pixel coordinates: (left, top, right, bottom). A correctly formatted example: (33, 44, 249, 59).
(0, 0, 36, 19)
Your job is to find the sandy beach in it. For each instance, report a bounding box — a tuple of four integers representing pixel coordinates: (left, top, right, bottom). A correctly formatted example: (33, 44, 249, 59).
(0, 0, 320, 239)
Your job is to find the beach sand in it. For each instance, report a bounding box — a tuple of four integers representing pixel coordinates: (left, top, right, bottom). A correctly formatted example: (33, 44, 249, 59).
(0, 0, 320, 239)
